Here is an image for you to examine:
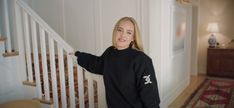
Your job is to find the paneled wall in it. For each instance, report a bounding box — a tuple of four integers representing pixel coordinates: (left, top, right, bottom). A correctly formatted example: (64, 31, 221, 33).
(63, 0, 149, 55)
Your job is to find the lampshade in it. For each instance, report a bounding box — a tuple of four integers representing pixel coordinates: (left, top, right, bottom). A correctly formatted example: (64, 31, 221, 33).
(207, 23, 219, 33)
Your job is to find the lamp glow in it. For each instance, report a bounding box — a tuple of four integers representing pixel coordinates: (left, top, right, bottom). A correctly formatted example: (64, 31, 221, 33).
(207, 23, 219, 33)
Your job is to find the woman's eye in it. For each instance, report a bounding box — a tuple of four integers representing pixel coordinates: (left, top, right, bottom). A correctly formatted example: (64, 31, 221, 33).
(117, 28, 123, 32)
(127, 32, 132, 35)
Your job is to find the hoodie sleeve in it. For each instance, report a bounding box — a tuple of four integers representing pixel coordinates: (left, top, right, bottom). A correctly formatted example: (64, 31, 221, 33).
(134, 54, 160, 108)
(75, 47, 111, 75)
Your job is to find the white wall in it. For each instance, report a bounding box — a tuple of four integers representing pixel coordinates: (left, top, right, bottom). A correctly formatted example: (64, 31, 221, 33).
(63, 0, 149, 55)
(27, 0, 65, 38)
(190, 4, 199, 76)
(149, 0, 192, 107)
(0, 42, 24, 103)
(63, 0, 96, 54)
(0, 43, 34, 103)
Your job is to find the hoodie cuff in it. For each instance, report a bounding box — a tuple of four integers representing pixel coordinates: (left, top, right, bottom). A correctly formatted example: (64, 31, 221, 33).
(75, 51, 80, 57)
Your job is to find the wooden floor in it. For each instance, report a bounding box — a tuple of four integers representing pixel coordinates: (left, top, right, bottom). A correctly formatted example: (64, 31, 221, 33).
(168, 74, 206, 108)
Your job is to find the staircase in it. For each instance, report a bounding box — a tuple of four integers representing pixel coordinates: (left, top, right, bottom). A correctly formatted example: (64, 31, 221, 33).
(0, 0, 106, 108)
(29, 53, 98, 107)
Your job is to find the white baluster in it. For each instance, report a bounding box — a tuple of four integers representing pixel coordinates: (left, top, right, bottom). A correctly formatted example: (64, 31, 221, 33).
(86, 72, 94, 108)
(23, 11, 33, 81)
(97, 77, 107, 108)
(31, 18, 42, 99)
(40, 27, 50, 101)
(67, 54, 75, 108)
(15, 1, 27, 82)
(49, 37, 59, 108)
(77, 65, 85, 108)
(3, 0, 12, 52)
(58, 45, 67, 108)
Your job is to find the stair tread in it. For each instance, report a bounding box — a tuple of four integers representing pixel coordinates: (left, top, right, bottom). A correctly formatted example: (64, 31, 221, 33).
(0, 37, 6, 42)
(22, 81, 36, 86)
(33, 98, 53, 105)
(2, 51, 19, 57)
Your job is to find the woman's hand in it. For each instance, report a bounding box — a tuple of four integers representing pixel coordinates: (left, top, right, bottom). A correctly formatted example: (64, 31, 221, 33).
(68, 52, 74, 55)
(68, 51, 79, 57)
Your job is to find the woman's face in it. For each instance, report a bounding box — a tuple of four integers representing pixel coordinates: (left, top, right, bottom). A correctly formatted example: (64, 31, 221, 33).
(114, 20, 134, 50)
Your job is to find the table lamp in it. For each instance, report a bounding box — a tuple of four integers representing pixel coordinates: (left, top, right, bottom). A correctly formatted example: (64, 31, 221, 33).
(207, 23, 219, 48)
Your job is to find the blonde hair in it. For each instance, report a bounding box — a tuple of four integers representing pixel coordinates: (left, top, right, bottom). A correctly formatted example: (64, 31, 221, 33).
(112, 17, 144, 51)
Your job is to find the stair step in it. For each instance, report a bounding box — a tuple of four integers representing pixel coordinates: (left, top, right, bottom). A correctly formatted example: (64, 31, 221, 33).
(2, 51, 19, 57)
(0, 37, 6, 42)
(22, 81, 36, 86)
(33, 98, 53, 105)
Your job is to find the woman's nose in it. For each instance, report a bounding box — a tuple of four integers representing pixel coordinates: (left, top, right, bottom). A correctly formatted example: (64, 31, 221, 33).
(120, 32, 126, 37)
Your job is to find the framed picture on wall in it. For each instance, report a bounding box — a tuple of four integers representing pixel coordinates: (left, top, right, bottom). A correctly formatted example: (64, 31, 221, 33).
(171, 4, 187, 56)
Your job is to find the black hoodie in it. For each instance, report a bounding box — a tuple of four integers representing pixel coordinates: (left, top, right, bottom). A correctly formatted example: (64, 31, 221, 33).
(75, 46, 160, 108)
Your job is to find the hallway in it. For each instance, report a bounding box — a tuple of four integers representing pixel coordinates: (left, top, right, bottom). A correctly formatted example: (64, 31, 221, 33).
(169, 74, 206, 108)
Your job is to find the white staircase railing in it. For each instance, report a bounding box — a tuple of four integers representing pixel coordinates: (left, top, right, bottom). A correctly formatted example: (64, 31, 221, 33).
(14, 0, 101, 108)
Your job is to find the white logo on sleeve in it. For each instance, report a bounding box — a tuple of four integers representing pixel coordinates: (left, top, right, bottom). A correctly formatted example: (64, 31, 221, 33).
(143, 75, 152, 85)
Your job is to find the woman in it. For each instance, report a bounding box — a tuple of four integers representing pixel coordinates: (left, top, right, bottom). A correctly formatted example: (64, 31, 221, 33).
(74, 17, 160, 108)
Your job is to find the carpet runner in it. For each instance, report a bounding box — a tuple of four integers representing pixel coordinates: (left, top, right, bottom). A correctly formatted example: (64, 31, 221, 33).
(183, 78, 234, 108)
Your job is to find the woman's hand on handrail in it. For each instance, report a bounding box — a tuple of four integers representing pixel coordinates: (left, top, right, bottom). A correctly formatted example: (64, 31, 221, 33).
(68, 52, 74, 55)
